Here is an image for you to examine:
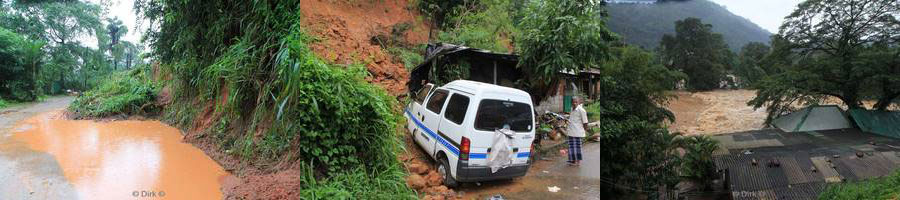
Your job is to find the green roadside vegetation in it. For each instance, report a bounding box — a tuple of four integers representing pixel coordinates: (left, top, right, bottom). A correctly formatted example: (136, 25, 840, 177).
(0, 99, 10, 109)
(818, 170, 900, 200)
(0, 27, 42, 102)
(1, 0, 144, 107)
(67, 67, 157, 118)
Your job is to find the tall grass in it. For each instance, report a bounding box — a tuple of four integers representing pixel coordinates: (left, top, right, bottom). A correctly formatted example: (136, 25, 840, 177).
(819, 170, 900, 200)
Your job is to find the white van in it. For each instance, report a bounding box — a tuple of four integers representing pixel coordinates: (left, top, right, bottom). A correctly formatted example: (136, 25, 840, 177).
(406, 80, 535, 187)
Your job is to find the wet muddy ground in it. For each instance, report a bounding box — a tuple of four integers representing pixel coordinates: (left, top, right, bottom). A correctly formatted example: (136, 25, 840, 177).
(457, 143, 601, 200)
(0, 97, 229, 200)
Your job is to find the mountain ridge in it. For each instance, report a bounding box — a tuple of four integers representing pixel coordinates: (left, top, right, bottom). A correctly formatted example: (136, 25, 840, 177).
(606, 0, 772, 51)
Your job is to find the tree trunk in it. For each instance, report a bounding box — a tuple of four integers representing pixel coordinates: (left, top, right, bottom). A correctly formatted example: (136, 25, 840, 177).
(874, 93, 900, 111)
(59, 70, 65, 92)
(126, 52, 133, 69)
(842, 83, 863, 110)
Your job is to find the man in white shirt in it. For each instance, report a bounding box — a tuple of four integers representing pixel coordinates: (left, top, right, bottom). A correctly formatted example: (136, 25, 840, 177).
(567, 96, 589, 166)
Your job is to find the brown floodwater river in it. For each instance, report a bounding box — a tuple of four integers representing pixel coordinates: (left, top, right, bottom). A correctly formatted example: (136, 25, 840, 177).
(2, 111, 228, 200)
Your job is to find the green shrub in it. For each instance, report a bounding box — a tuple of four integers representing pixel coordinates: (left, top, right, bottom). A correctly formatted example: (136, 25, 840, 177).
(680, 135, 719, 190)
(819, 170, 900, 199)
(68, 66, 156, 118)
(386, 46, 424, 71)
(416, 0, 468, 28)
(433, 0, 520, 53)
(0, 99, 9, 109)
(236, 27, 405, 172)
(297, 164, 415, 199)
(0, 27, 44, 101)
(584, 46, 684, 198)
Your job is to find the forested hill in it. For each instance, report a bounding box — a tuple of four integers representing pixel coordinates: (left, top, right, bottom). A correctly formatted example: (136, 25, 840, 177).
(607, 0, 772, 51)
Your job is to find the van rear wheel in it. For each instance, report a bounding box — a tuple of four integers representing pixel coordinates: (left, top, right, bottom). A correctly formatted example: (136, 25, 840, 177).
(438, 158, 459, 188)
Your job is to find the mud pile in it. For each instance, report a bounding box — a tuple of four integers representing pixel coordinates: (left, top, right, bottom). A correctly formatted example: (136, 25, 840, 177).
(299, 0, 429, 96)
(400, 132, 462, 200)
(404, 159, 460, 200)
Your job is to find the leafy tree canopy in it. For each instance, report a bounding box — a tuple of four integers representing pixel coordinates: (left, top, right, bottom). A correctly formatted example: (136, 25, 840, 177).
(750, 0, 900, 122)
(0, 0, 121, 94)
(732, 42, 770, 88)
(516, 0, 618, 85)
(434, 0, 521, 52)
(0, 27, 43, 101)
(659, 17, 731, 91)
(589, 46, 685, 198)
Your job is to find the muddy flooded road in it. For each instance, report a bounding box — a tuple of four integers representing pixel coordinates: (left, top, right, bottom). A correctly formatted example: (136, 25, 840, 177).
(458, 143, 601, 200)
(0, 98, 228, 200)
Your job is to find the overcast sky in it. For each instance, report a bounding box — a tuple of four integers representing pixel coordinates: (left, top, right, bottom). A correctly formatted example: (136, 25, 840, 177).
(105, 0, 140, 43)
(709, 0, 806, 34)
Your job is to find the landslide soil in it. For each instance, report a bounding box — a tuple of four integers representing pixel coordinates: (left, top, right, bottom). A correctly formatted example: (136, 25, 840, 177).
(300, 0, 429, 96)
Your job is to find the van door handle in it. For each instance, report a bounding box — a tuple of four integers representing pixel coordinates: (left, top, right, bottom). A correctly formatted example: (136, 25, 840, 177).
(420, 132, 430, 141)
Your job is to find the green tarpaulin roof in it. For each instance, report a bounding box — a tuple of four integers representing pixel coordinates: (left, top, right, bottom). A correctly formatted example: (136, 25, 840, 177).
(849, 109, 900, 139)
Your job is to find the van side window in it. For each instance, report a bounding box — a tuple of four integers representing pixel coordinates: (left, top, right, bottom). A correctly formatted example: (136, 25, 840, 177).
(443, 94, 470, 125)
(425, 89, 449, 114)
(414, 84, 434, 104)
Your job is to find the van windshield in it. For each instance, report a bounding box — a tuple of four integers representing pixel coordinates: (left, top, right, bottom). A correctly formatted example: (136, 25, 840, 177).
(474, 99, 533, 132)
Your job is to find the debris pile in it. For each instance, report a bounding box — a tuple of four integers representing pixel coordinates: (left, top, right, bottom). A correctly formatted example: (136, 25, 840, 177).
(404, 160, 461, 200)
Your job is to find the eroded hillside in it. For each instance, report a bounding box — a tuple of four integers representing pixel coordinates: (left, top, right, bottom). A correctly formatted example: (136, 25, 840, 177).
(299, 0, 429, 96)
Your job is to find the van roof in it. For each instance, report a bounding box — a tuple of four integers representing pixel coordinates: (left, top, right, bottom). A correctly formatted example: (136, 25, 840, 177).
(443, 80, 532, 101)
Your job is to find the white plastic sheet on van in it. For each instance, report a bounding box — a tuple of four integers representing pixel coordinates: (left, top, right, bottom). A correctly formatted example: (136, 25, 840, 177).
(488, 128, 516, 173)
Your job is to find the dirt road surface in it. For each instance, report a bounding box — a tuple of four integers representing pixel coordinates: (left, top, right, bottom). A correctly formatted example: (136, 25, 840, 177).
(0, 97, 76, 200)
(457, 143, 601, 200)
(0, 97, 228, 200)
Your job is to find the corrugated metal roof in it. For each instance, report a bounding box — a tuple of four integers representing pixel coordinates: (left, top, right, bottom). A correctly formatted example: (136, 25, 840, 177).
(713, 128, 900, 199)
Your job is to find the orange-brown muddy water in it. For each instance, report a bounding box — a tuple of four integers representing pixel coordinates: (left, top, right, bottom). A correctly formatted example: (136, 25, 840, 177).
(7, 111, 228, 200)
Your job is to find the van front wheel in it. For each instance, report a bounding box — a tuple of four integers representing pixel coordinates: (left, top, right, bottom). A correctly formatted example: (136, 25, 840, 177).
(438, 158, 459, 188)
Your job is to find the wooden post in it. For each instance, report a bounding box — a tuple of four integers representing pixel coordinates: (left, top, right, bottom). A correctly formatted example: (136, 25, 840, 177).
(493, 61, 498, 84)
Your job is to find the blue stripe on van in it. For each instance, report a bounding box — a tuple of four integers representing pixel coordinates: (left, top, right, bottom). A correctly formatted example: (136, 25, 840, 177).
(517, 152, 530, 158)
(469, 152, 529, 159)
(406, 109, 460, 156)
(406, 109, 531, 160)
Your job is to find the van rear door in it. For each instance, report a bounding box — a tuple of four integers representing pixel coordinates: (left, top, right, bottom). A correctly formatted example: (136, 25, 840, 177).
(469, 99, 535, 166)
